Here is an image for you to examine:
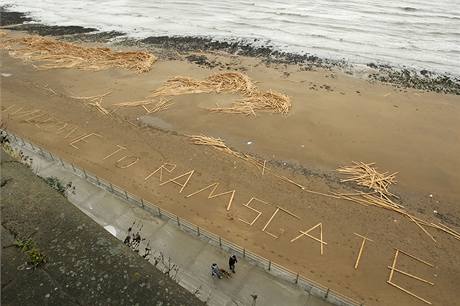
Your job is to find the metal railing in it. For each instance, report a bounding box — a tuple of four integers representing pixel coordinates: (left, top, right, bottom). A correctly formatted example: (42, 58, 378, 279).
(3, 130, 363, 306)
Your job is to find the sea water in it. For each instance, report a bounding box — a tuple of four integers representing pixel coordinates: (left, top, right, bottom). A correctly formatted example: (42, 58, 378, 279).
(3, 0, 460, 75)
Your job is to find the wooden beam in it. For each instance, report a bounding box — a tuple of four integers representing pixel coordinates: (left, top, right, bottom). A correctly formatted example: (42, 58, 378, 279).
(386, 266, 434, 285)
(102, 144, 126, 160)
(291, 223, 327, 255)
(353, 233, 373, 269)
(115, 156, 139, 168)
(408, 215, 436, 242)
(396, 249, 434, 267)
(262, 207, 280, 239)
(159, 170, 195, 193)
(387, 281, 432, 305)
(238, 197, 269, 226)
(388, 249, 399, 282)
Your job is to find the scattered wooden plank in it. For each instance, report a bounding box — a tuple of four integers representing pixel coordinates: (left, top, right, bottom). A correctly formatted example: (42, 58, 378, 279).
(353, 233, 374, 269)
(387, 281, 432, 305)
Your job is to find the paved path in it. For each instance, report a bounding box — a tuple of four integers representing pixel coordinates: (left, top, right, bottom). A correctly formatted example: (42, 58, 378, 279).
(11, 140, 333, 306)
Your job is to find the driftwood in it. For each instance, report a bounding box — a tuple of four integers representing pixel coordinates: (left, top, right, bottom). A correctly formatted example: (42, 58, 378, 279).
(69, 132, 102, 149)
(291, 223, 327, 255)
(189, 134, 459, 244)
(159, 170, 195, 193)
(387, 249, 434, 305)
(150, 72, 291, 115)
(186, 182, 236, 211)
(337, 161, 399, 200)
(335, 162, 455, 242)
(115, 97, 173, 114)
(353, 233, 373, 269)
(69, 91, 112, 115)
(188, 135, 247, 161)
(102, 144, 126, 160)
(262, 206, 301, 239)
(238, 197, 270, 226)
(0, 32, 156, 72)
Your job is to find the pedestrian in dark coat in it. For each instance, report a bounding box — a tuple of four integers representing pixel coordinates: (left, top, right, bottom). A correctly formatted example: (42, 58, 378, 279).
(229, 255, 238, 273)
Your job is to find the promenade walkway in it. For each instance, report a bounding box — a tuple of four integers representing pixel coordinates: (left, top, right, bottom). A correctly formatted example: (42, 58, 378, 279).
(8, 137, 342, 306)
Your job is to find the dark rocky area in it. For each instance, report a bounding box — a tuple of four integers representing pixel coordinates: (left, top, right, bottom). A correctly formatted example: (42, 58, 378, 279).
(367, 65, 460, 95)
(0, 7, 32, 26)
(1, 8, 97, 35)
(67, 30, 125, 42)
(140, 35, 342, 70)
(185, 54, 219, 69)
(8, 24, 97, 36)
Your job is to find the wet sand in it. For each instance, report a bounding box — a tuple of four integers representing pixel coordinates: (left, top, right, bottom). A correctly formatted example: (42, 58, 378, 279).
(1, 30, 460, 306)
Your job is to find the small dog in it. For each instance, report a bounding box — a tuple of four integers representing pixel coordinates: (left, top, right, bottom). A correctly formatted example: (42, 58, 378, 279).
(220, 268, 232, 278)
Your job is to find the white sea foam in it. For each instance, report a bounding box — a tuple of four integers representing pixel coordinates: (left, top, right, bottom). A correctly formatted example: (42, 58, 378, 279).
(3, 0, 460, 75)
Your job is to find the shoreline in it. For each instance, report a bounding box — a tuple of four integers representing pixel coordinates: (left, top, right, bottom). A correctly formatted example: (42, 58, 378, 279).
(1, 6, 459, 95)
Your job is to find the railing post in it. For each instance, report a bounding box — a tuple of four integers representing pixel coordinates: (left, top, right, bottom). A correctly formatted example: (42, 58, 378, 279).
(325, 288, 330, 299)
(219, 237, 222, 248)
(176, 216, 180, 226)
(197, 226, 200, 236)
(109, 182, 114, 193)
(48, 152, 54, 160)
(30, 142, 35, 150)
(124, 190, 129, 200)
(96, 176, 100, 186)
(243, 248, 246, 258)
(158, 207, 162, 217)
(71, 163, 76, 172)
(39, 148, 45, 157)
(83, 169, 88, 178)
(140, 198, 144, 208)
(295, 273, 299, 284)
(268, 260, 271, 271)
(59, 157, 64, 167)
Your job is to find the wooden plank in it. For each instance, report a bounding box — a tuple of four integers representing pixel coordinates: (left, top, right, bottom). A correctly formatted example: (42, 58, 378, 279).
(386, 266, 434, 285)
(353, 233, 373, 269)
(387, 281, 432, 305)
(388, 249, 399, 282)
(396, 249, 434, 267)
(408, 215, 436, 242)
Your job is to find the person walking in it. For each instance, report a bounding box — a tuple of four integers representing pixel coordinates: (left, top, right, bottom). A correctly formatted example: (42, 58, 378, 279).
(229, 255, 238, 273)
(211, 263, 222, 279)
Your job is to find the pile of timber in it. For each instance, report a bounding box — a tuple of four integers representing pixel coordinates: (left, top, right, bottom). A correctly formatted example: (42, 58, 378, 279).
(150, 72, 291, 116)
(0, 32, 156, 72)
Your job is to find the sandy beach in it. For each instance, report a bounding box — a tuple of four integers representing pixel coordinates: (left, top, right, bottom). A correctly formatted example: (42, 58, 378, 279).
(1, 26, 460, 306)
